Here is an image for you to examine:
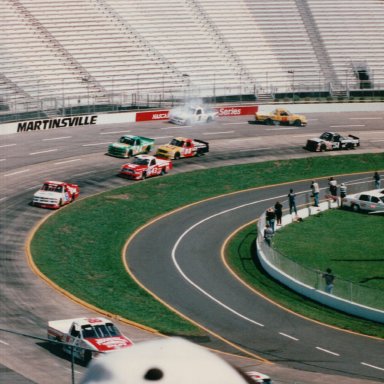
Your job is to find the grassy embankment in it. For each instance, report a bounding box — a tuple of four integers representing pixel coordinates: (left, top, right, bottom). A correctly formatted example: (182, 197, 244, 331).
(31, 154, 384, 338)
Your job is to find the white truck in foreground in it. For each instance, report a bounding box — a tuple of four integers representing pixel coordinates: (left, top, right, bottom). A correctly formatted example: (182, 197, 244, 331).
(47, 317, 133, 363)
(169, 105, 218, 125)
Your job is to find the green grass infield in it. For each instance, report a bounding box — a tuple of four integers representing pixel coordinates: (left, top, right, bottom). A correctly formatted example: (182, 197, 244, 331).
(30, 153, 384, 338)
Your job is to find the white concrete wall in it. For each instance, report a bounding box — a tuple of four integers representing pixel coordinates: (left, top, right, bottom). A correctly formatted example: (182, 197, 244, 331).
(257, 201, 384, 324)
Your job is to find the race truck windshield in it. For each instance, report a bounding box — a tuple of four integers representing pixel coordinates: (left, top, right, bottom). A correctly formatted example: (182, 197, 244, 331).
(42, 183, 62, 192)
(133, 158, 149, 165)
(320, 132, 332, 140)
(119, 137, 134, 145)
(170, 139, 184, 147)
(81, 323, 122, 339)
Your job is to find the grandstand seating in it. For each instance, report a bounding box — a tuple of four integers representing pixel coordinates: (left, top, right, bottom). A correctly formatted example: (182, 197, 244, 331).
(1, 0, 384, 113)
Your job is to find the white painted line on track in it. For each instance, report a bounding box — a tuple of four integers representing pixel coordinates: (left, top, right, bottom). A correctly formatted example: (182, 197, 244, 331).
(72, 171, 96, 177)
(0, 339, 9, 346)
(161, 126, 191, 129)
(203, 131, 235, 135)
(100, 130, 131, 135)
(171, 193, 290, 327)
(239, 147, 272, 152)
(0, 197, 7, 203)
(64, 367, 82, 375)
(26, 184, 43, 191)
(4, 169, 30, 177)
(361, 362, 384, 371)
(0, 158, 5, 162)
(223, 122, 247, 125)
(279, 332, 299, 341)
(0, 143, 16, 148)
(29, 149, 58, 155)
(291, 134, 316, 137)
(43, 136, 72, 141)
(55, 159, 82, 165)
(82, 142, 112, 147)
(349, 117, 383, 120)
(316, 347, 340, 356)
(329, 125, 365, 128)
(265, 127, 300, 131)
(151, 136, 174, 140)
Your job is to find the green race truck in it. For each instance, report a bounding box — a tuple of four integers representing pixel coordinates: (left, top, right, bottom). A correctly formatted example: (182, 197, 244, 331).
(108, 135, 155, 158)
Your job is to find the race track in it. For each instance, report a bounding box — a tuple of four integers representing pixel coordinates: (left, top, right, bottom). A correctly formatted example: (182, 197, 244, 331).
(0, 104, 383, 384)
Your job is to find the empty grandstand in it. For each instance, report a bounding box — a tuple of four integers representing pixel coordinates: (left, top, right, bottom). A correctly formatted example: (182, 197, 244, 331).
(1, 0, 384, 117)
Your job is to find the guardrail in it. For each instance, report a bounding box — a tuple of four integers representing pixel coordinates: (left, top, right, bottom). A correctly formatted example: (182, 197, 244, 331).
(256, 180, 384, 323)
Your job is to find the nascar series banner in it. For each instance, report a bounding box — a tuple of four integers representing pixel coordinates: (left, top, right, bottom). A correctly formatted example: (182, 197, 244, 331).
(135, 105, 258, 121)
(0, 105, 258, 135)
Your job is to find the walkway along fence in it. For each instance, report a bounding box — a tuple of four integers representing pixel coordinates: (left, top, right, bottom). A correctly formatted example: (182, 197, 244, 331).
(256, 179, 384, 324)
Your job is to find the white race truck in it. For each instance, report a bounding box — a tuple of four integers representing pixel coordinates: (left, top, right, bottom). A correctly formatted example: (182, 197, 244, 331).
(47, 317, 133, 363)
(169, 105, 218, 125)
(32, 180, 80, 209)
(305, 132, 360, 152)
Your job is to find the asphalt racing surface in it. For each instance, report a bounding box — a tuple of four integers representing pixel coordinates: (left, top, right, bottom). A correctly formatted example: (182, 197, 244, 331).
(0, 103, 383, 384)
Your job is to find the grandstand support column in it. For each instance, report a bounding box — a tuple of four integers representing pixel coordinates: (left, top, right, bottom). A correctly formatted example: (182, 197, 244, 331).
(137, 74, 140, 108)
(213, 73, 216, 104)
(288, 70, 295, 103)
(182, 73, 190, 101)
(61, 79, 65, 116)
(37, 80, 40, 111)
(239, 70, 242, 103)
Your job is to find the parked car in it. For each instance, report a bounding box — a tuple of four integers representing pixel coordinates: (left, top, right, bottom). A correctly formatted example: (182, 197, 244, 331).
(342, 189, 384, 213)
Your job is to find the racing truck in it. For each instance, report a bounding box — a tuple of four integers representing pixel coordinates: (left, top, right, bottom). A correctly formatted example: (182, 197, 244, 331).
(32, 181, 80, 209)
(169, 105, 218, 125)
(156, 137, 209, 160)
(119, 155, 173, 180)
(47, 317, 133, 363)
(107, 135, 155, 158)
(305, 131, 360, 152)
(251, 108, 307, 126)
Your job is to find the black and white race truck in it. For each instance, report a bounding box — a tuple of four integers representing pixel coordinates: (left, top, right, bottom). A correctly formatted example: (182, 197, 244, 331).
(305, 132, 360, 152)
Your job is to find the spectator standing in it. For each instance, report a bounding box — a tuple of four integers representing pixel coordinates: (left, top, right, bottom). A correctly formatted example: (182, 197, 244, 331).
(265, 207, 276, 232)
(274, 201, 283, 226)
(288, 188, 297, 215)
(322, 268, 335, 294)
(263, 223, 274, 246)
(328, 177, 337, 197)
(310, 180, 320, 207)
(339, 183, 347, 198)
(373, 171, 381, 189)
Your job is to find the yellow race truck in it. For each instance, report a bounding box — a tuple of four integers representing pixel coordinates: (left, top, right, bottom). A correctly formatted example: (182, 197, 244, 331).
(251, 108, 307, 127)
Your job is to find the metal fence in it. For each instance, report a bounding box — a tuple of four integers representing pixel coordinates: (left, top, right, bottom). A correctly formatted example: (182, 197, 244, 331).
(257, 179, 384, 311)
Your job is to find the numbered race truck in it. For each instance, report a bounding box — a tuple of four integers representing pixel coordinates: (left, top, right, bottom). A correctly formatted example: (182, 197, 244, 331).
(169, 105, 218, 125)
(47, 317, 133, 364)
(107, 135, 155, 158)
(156, 137, 209, 160)
(305, 131, 360, 152)
(32, 180, 80, 209)
(251, 108, 307, 127)
(119, 155, 173, 180)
